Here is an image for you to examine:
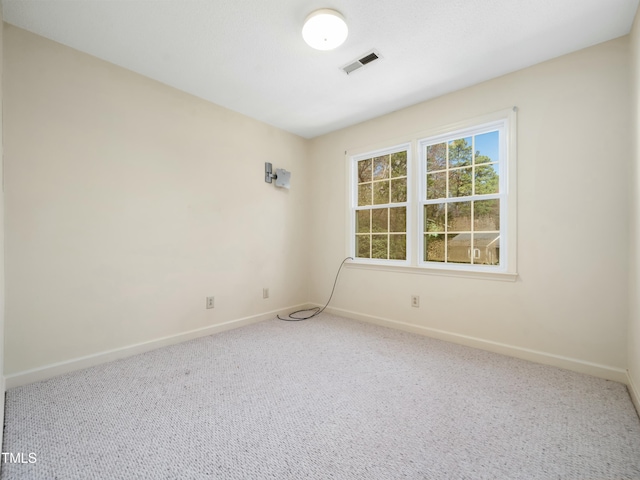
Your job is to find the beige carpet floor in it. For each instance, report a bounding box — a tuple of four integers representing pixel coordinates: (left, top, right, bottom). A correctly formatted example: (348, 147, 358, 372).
(2, 314, 640, 479)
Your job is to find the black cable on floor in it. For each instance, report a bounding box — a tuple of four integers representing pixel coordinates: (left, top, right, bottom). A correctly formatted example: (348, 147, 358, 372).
(277, 256, 353, 321)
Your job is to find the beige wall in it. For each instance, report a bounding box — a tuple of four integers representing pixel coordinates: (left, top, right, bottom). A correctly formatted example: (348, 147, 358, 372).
(3, 25, 310, 376)
(308, 37, 631, 381)
(630, 10, 640, 408)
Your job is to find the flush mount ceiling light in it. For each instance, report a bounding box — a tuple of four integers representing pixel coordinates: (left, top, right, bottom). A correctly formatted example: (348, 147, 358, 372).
(302, 9, 348, 51)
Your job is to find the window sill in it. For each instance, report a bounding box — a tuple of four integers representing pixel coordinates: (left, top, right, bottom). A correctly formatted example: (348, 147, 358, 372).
(345, 261, 518, 282)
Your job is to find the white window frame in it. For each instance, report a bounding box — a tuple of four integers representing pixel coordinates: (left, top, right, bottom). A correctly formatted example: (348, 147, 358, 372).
(348, 143, 412, 266)
(345, 108, 517, 281)
(418, 118, 510, 273)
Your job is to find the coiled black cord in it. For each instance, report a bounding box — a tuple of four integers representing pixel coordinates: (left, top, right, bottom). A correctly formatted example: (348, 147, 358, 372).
(277, 256, 353, 321)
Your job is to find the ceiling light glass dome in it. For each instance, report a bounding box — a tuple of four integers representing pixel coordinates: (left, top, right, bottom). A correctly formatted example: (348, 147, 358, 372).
(302, 9, 348, 51)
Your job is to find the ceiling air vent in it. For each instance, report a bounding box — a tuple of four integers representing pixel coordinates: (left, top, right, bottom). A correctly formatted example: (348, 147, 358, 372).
(342, 50, 381, 75)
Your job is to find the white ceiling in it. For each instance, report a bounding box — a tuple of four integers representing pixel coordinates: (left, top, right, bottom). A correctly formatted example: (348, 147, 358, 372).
(2, 0, 638, 138)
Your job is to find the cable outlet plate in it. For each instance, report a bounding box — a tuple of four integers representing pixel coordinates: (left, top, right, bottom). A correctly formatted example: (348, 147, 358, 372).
(206, 296, 215, 309)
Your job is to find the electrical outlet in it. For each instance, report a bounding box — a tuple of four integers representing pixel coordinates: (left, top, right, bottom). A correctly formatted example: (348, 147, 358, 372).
(411, 295, 420, 308)
(206, 296, 215, 309)
(263, 288, 269, 299)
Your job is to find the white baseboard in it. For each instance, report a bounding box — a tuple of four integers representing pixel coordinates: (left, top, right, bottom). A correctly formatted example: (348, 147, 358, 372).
(7, 304, 631, 390)
(323, 306, 628, 384)
(628, 371, 640, 418)
(5, 304, 309, 389)
(0, 374, 4, 453)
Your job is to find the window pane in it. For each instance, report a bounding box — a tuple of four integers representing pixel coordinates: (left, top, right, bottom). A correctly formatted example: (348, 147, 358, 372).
(391, 151, 407, 177)
(358, 158, 372, 182)
(389, 207, 406, 233)
(371, 208, 389, 233)
(473, 233, 500, 265)
(390, 234, 406, 260)
(475, 163, 499, 195)
(424, 204, 445, 232)
(356, 235, 370, 258)
(448, 201, 471, 232)
(425, 234, 445, 262)
(447, 233, 472, 264)
(448, 167, 472, 198)
(448, 137, 472, 167)
(371, 235, 388, 259)
(426, 172, 446, 200)
(373, 181, 390, 205)
(358, 183, 372, 206)
(426, 143, 446, 172)
(373, 155, 390, 180)
(474, 131, 499, 164)
(474, 199, 500, 231)
(356, 210, 371, 233)
(390, 178, 407, 203)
